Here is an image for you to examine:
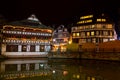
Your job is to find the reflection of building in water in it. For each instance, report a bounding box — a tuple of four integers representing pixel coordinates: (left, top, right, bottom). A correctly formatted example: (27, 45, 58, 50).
(52, 25, 70, 52)
(0, 59, 103, 80)
(1, 14, 53, 58)
(48, 59, 104, 80)
(1, 59, 113, 80)
(0, 59, 51, 79)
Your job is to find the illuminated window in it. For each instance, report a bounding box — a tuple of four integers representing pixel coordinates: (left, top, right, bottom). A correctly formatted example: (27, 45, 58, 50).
(40, 45, 45, 52)
(87, 32, 90, 36)
(82, 39, 86, 43)
(103, 39, 108, 42)
(76, 33, 80, 37)
(107, 24, 112, 29)
(92, 38, 96, 43)
(79, 26, 83, 30)
(96, 31, 99, 35)
(80, 15, 93, 19)
(91, 77, 95, 80)
(97, 19, 101, 22)
(97, 18, 106, 22)
(103, 31, 108, 35)
(77, 20, 92, 24)
(96, 24, 102, 28)
(86, 20, 92, 23)
(85, 26, 89, 29)
(81, 32, 85, 36)
(102, 19, 106, 22)
(110, 31, 113, 36)
(22, 45, 27, 52)
(91, 25, 95, 28)
(73, 33, 76, 37)
(91, 31, 94, 36)
(77, 21, 83, 24)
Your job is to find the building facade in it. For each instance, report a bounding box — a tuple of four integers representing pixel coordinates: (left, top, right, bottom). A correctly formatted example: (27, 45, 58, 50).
(52, 25, 70, 52)
(71, 13, 117, 44)
(1, 14, 53, 58)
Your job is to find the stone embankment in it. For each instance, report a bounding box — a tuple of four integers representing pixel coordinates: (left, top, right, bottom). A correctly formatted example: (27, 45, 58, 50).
(48, 52, 120, 61)
(81, 52, 120, 61)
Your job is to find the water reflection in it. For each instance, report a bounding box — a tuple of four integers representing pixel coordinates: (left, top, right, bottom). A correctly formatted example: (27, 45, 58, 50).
(0, 58, 120, 80)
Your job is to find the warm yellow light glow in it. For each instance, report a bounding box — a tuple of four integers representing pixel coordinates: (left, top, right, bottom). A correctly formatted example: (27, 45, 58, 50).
(102, 19, 106, 21)
(107, 24, 112, 28)
(87, 32, 90, 36)
(68, 41, 72, 44)
(86, 20, 92, 23)
(77, 33, 79, 36)
(92, 77, 95, 80)
(80, 15, 93, 19)
(77, 21, 83, 24)
(91, 31, 94, 36)
(76, 75, 80, 79)
(91, 25, 95, 28)
(63, 71, 68, 76)
(97, 18, 106, 22)
(73, 33, 75, 37)
(97, 19, 101, 22)
(77, 20, 92, 24)
(46, 30, 52, 33)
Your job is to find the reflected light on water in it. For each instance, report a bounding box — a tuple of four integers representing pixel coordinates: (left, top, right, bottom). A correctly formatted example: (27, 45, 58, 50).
(0, 59, 120, 80)
(52, 70, 55, 74)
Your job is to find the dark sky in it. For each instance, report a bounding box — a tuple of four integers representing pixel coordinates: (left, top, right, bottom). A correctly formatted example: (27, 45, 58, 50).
(0, 0, 119, 26)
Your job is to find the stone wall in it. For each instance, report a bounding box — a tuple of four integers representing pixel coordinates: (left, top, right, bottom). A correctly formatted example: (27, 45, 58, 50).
(81, 52, 120, 61)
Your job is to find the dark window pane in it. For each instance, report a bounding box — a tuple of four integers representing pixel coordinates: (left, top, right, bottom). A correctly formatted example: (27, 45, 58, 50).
(6, 45, 18, 52)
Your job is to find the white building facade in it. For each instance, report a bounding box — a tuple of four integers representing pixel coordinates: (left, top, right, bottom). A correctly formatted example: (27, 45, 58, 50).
(1, 14, 53, 58)
(52, 25, 70, 52)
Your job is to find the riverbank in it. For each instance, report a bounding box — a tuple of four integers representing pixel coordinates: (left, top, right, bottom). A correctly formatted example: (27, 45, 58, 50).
(81, 52, 120, 61)
(48, 52, 120, 61)
(1, 52, 120, 61)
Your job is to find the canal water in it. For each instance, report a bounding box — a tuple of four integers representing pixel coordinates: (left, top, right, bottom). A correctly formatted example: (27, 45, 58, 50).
(0, 58, 120, 80)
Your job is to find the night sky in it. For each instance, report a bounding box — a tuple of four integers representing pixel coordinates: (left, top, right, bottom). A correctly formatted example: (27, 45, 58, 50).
(0, 0, 119, 26)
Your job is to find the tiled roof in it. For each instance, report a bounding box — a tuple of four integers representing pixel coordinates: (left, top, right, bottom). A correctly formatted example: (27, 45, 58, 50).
(8, 14, 53, 30)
